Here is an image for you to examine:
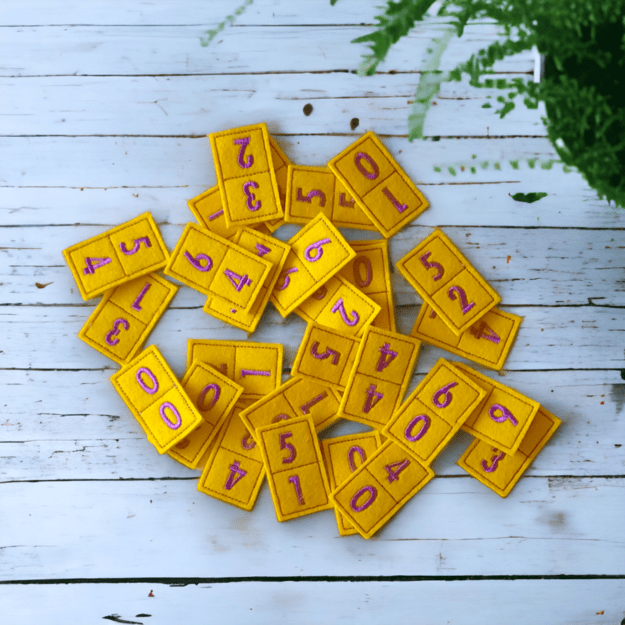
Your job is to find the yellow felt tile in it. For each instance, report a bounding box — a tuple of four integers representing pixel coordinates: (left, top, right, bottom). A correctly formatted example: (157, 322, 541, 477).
(367, 290, 395, 332)
(111, 346, 203, 454)
(187, 339, 283, 400)
(458, 406, 561, 497)
(328, 132, 429, 238)
(268, 134, 290, 207)
(397, 229, 501, 335)
(331, 178, 377, 231)
(210, 123, 283, 226)
(63, 212, 169, 300)
(331, 440, 434, 539)
(240, 376, 342, 436)
(257, 415, 332, 521)
(167, 417, 222, 470)
(341, 375, 403, 430)
(187, 185, 240, 240)
(165, 223, 272, 312)
(269, 251, 316, 316)
(320, 432, 382, 536)
(80, 273, 177, 365)
(294, 277, 342, 323)
(382, 359, 487, 465)
(291, 323, 361, 392)
(203, 288, 265, 333)
(285, 165, 335, 223)
(455, 363, 541, 455)
(411, 303, 522, 371)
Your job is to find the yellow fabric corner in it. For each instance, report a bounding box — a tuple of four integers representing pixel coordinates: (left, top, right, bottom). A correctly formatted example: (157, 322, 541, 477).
(331, 440, 434, 539)
(455, 362, 541, 455)
(63, 212, 169, 300)
(187, 185, 240, 240)
(257, 415, 332, 522)
(458, 406, 561, 497)
(285, 165, 335, 223)
(111, 345, 203, 454)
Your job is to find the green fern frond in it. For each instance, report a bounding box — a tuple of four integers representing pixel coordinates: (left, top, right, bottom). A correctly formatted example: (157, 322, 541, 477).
(200, 0, 254, 47)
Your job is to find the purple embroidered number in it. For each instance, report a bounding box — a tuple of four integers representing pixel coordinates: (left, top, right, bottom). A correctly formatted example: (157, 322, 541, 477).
(224, 269, 252, 292)
(448, 285, 476, 315)
(311, 285, 327, 300)
(288, 475, 305, 505)
(241, 433, 256, 450)
(279, 432, 296, 464)
(208, 209, 224, 221)
(234, 137, 254, 169)
(184, 251, 213, 272)
(382, 187, 408, 214)
(481, 448, 505, 473)
(136, 367, 159, 394)
(197, 383, 221, 411)
(419, 251, 444, 281)
(489, 404, 518, 426)
(159, 402, 182, 429)
(243, 181, 262, 211)
(353, 256, 372, 288)
(354, 152, 379, 180)
(276, 267, 297, 290)
(255, 243, 271, 257)
(296, 188, 326, 206)
(350, 485, 377, 512)
(363, 384, 384, 414)
(432, 381, 458, 408)
(120, 236, 151, 255)
(131, 282, 151, 312)
(224, 460, 247, 490)
(376, 342, 398, 372)
(300, 391, 328, 415)
(240, 369, 270, 378)
(347, 446, 366, 472)
(311, 342, 340, 365)
(405, 414, 431, 442)
(82, 256, 112, 275)
(105, 318, 130, 346)
(384, 459, 410, 483)
(304, 238, 331, 262)
(331, 297, 359, 327)
(470, 321, 501, 344)
(272, 413, 290, 423)
(339, 193, 355, 208)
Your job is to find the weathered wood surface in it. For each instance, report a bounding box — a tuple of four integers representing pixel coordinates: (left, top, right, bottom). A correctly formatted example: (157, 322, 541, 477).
(1, 0, 624, 619)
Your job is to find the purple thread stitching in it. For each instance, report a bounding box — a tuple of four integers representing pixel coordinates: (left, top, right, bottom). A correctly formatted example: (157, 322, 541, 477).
(105, 318, 130, 346)
(353, 256, 372, 288)
(405, 414, 431, 442)
(120, 236, 151, 256)
(363, 384, 384, 413)
(280, 432, 296, 464)
(481, 448, 505, 473)
(304, 238, 331, 262)
(470, 321, 501, 344)
(241, 433, 256, 450)
(382, 187, 408, 213)
(312, 285, 327, 300)
(448, 285, 476, 315)
(197, 383, 221, 411)
(310, 341, 340, 365)
(432, 381, 458, 408)
(339, 193, 355, 208)
(272, 413, 290, 423)
(243, 180, 261, 211)
(354, 152, 379, 180)
(376, 342, 398, 372)
(136, 367, 159, 394)
(184, 251, 213, 272)
(82, 256, 111, 275)
(419, 251, 444, 281)
(350, 485, 377, 512)
(276, 267, 298, 290)
(159, 401, 182, 430)
(255, 243, 271, 257)
(385, 459, 410, 483)
(296, 188, 326, 207)
(224, 460, 247, 490)
(224, 269, 252, 291)
(131, 282, 152, 312)
(299, 391, 328, 415)
(234, 137, 254, 169)
(489, 404, 519, 426)
(288, 475, 305, 505)
(348, 446, 366, 472)
(331, 297, 360, 326)
(208, 209, 224, 221)
(240, 369, 270, 378)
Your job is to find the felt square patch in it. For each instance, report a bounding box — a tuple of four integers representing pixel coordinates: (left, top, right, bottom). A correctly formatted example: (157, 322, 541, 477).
(331, 178, 377, 231)
(239, 376, 342, 436)
(187, 339, 283, 400)
(110, 345, 203, 454)
(164, 223, 272, 312)
(197, 404, 266, 511)
(203, 227, 291, 332)
(63, 212, 169, 300)
(295, 275, 381, 337)
(285, 165, 335, 223)
(291, 323, 361, 392)
(79, 272, 178, 365)
(187, 185, 241, 240)
(338, 326, 421, 429)
(263, 135, 290, 232)
(458, 406, 561, 497)
(256, 415, 332, 521)
(382, 359, 487, 466)
(411, 303, 522, 371)
(209, 123, 283, 226)
(328, 131, 429, 238)
(320, 432, 382, 536)
(270, 213, 356, 316)
(330, 440, 434, 539)
(455, 363, 541, 455)
(397, 229, 501, 335)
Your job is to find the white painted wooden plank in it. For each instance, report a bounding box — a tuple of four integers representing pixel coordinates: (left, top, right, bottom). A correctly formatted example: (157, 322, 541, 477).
(1, 303, 624, 372)
(0, 25, 533, 77)
(2, 225, 624, 307)
(2, 580, 624, 625)
(2, 477, 623, 578)
(0, 74, 543, 137)
(1, 369, 622, 481)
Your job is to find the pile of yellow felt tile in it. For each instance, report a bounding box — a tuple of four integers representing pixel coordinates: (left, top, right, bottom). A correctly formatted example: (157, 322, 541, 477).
(62, 123, 560, 539)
